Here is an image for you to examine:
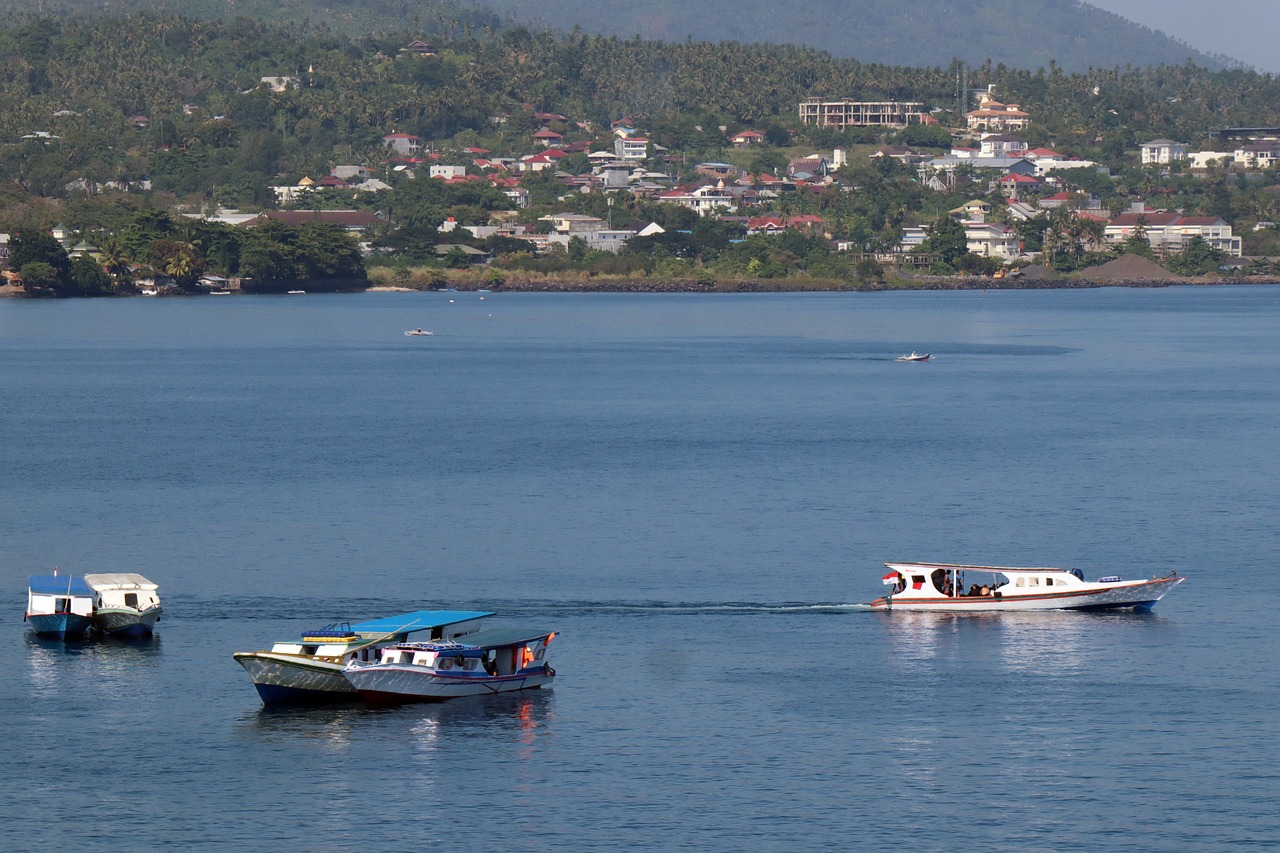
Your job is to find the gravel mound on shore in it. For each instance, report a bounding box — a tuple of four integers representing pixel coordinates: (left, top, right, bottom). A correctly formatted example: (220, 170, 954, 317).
(1075, 254, 1182, 281)
(1014, 264, 1060, 280)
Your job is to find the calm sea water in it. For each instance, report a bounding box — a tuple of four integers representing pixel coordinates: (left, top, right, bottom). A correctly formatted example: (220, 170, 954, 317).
(1, 289, 1277, 851)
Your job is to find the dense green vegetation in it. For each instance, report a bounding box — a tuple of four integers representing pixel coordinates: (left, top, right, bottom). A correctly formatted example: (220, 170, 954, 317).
(0, 0, 1231, 72)
(2, 13, 1280, 294)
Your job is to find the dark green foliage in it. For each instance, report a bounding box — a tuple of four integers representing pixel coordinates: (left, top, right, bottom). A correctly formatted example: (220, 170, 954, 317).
(920, 215, 968, 266)
(955, 253, 999, 276)
(19, 261, 61, 292)
(69, 253, 113, 295)
(897, 124, 952, 150)
(238, 220, 366, 283)
(9, 231, 71, 278)
(1164, 236, 1223, 276)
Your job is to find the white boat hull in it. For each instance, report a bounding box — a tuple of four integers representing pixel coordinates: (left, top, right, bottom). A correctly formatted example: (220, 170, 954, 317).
(94, 606, 162, 637)
(233, 652, 357, 703)
(870, 576, 1185, 612)
(344, 665, 555, 705)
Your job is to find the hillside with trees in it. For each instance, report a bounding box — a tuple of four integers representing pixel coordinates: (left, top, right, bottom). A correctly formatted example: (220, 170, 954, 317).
(2, 14, 1280, 295)
(0, 0, 1234, 72)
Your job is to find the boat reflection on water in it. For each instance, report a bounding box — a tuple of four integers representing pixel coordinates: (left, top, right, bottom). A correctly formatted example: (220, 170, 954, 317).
(240, 688, 555, 752)
(880, 609, 1166, 678)
(25, 632, 163, 700)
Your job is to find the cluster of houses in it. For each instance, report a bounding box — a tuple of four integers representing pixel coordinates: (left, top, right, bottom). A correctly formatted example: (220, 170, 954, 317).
(797, 87, 1247, 261)
(232, 88, 1255, 265)
(24, 68, 1267, 273)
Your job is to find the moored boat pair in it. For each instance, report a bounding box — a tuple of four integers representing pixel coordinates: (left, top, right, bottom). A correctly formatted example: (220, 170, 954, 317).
(234, 609, 557, 706)
(24, 572, 163, 638)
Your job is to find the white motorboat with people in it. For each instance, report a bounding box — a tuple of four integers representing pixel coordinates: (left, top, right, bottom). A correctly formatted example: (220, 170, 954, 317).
(233, 609, 492, 705)
(895, 351, 932, 362)
(343, 627, 557, 706)
(84, 573, 162, 637)
(404, 328, 434, 336)
(870, 561, 1185, 612)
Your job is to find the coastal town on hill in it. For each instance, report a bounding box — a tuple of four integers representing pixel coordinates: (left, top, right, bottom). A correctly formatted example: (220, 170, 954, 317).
(4, 23, 1280, 296)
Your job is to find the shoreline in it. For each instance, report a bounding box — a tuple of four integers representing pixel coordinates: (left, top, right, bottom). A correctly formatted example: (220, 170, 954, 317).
(5, 276, 1278, 298)
(376, 275, 1280, 293)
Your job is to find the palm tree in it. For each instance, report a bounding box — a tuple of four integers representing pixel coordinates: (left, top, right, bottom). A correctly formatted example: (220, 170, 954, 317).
(97, 235, 133, 286)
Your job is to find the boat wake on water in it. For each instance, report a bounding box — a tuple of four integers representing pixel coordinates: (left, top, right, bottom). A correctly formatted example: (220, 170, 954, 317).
(192, 597, 876, 625)
(527, 600, 875, 616)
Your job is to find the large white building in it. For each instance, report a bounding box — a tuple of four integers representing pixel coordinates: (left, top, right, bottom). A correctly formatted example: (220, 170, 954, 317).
(1140, 139, 1189, 165)
(798, 99, 928, 128)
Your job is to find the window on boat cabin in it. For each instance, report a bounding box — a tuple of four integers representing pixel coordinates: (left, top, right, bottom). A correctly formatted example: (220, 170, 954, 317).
(438, 657, 453, 670)
(56, 597, 70, 613)
(463, 659, 478, 672)
(1015, 578, 1024, 587)
(124, 592, 138, 608)
(1045, 577, 1054, 586)
(302, 645, 318, 655)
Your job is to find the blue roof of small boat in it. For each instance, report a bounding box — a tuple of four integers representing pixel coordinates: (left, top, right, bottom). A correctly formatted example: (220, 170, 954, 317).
(28, 575, 94, 596)
(350, 610, 494, 636)
(450, 627, 557, 649)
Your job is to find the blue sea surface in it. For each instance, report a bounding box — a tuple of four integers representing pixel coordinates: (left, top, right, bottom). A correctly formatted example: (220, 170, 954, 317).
(1, 288, 1276, 851)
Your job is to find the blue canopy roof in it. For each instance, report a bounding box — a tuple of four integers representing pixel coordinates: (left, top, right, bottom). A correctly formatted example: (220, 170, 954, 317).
(350, 610, 494, 637)
(29, 575, 94, 596)
(454, 627, 557, 649)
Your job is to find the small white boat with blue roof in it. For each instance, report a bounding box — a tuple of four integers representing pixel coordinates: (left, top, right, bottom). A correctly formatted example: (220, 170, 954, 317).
(343, 627, 557, 706)
(25, 572, 96, 638)
(234, 609, 492, 705)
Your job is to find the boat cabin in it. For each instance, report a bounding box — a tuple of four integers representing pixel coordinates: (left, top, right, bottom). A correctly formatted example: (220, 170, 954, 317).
(26, 574, 95, 618)
(84, 573, 160, 612)
(377, 628, 556, 676)
(883, 562, 1089, 599)
(269, 609, 494, 661)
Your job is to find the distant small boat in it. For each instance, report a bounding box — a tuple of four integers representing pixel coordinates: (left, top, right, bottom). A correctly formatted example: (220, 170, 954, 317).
(343, 627, 557, 706)
(210, 291, 232, 296)
(25, 573, 95, 638)
(895, 351, 932, 362)
(404, 329, 434, 336)
(140, 288, 158, 296)
(84, 573, 162, 638)
(287, 290, 306, 295)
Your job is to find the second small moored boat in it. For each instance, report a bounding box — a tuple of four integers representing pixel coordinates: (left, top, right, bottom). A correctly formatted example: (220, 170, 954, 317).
(343, 627, 557, 706)
(84, 573, 163, 637)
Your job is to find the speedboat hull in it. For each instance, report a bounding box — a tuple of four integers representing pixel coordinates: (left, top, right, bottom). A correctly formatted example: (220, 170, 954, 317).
(26, 612, 94, 638)
(233, 652, 358, 704)
(94, 606, 162, 637)
(344, 665, 555, 706)
(870, 575, 1185, 612)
